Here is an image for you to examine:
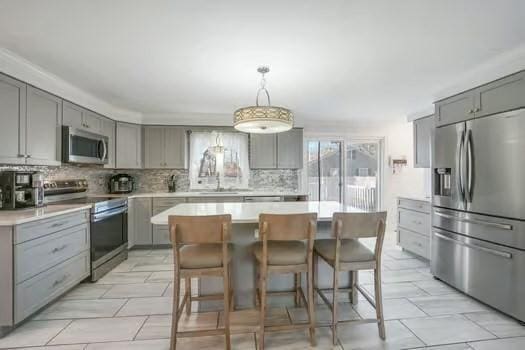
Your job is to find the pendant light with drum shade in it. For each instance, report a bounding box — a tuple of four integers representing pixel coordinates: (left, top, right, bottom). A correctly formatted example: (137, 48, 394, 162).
(233, 66, 293, 133)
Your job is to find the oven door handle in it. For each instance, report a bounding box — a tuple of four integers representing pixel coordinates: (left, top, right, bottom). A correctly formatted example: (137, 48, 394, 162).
(92, 206, 128, 222)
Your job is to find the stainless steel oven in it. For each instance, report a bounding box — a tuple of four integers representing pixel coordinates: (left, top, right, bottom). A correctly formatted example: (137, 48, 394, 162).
(62, 126, 109, 165)
(91, 201, 128, 281)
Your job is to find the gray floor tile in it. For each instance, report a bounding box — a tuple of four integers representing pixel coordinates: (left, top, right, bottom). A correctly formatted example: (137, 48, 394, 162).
(61, 284, 113, 300)
(49, 316, 146, 345)
(0, 320, 71, 348)
(469, 337, 525, 350)
(102, 283, 169, 298)
(111, 261, 138, 272)
(136, 312, 220, 340)
(409, 294, 489, 316)
(417, 344, 473, 350)
(33, 299, 127, 320)
(131, 264, 174, 272)
(362, 282, 429, 299)
(288, 303, 360, 325)
(464, 311, 525, 338)
(337, 319, 424, 349)
(353, 298, 427, 320)
(6, 345, 87, 350)
(146, 271, 174, 282)
(383, 258, 429, 270)
(413, 280, 459, 296)
(263, 327, 342, 349)
(381, 269, 431, 283)
(401, 314, 496, 346)
(116, 297, 173, 316)
(384, 248, 418, 260)
(97, 272, 152, 284)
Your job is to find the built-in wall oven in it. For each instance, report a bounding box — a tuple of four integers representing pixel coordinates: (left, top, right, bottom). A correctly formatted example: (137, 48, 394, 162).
(62, 126, 109, 165)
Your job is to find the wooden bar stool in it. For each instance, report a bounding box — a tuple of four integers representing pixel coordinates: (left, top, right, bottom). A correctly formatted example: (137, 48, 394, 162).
(314, 212, 387, 344)
(168, 215, 234, 350)
(253, 213, 317, 350)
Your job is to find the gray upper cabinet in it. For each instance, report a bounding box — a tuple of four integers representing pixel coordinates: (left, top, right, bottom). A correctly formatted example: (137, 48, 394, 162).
(250, 128, 303, 169)
(277, 128, 303, 169)
(413, 115, 433, 168)
(250, 134, 277, 169)
(435, 70, 525, 128)
(143, 126, 187, 169)
(62, 101, 102, 133)
(435, 92, 475, 127)
(476, 70, 525, 118)
(116, 122, 142, 169)
(0, 73, 26, 164)
(25, 86, 62, 166)
(101, 117, 116, 169)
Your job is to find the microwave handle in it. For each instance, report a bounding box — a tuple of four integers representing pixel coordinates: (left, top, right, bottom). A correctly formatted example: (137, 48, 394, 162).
(100, 139, 108, 162)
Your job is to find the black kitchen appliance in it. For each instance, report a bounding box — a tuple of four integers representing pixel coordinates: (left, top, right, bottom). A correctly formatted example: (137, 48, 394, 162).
(0, 171, 44, 210)
(109, 174, 135, 194)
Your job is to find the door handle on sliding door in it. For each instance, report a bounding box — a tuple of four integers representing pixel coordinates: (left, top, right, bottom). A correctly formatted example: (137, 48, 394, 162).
(465, 129, 473, 203)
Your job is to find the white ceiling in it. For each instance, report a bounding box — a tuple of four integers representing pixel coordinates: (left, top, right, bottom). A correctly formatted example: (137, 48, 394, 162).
(1, 0, 524, 124)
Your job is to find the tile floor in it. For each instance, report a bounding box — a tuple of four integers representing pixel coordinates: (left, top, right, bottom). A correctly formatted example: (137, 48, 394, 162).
(1, 233, 524, 350)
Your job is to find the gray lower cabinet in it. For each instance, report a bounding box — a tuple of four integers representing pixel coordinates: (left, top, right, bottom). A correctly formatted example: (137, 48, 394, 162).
(116, 122, 142, 169)
(413, 115, 433, 168)
(250, 128, 303, 169)
(435, 70, 525, 127)
(0, 209, 91, 327)
(396, 197, 431, 259)
(133, 197, 153, 246)
(152, 198, 186, 245)
(101, 117, 116, 169)
(144, 126, 187, 169)
(25, 86, 62, 166)
(0, 73, 26, 164)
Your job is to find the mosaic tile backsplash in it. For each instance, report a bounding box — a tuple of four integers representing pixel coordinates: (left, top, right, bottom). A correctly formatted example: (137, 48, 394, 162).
(0, 164, 300, 194)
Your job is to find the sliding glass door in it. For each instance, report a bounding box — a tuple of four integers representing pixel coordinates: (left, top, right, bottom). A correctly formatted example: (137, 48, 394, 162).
(306, 138, 382, 210)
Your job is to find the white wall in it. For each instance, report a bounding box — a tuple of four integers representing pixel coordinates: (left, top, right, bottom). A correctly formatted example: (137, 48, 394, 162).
(304, 118, 431, 230)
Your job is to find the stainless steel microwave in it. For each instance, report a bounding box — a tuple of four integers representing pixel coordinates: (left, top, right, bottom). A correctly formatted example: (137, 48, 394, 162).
(62, 126, 109, 165)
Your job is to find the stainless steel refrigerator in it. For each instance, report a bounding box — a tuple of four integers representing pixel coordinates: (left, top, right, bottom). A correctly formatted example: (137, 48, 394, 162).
(432, 107, 525, 322)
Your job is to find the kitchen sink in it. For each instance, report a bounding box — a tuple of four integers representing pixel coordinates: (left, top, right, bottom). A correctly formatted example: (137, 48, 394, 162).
(198, 191, 239, 195)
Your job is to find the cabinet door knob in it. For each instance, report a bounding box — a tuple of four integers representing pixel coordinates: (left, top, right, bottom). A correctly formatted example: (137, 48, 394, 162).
(468, 109, 474, 114)
(474, 107, 480, 112)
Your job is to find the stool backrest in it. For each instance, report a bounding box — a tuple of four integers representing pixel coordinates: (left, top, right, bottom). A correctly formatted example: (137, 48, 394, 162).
(259, 213, 317, 241)
(332, 212, 387, 239)
(168, 214, 232, 244)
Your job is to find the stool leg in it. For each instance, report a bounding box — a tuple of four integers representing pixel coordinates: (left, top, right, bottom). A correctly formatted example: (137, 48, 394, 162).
(294, 273, 301, 307)
(258, 262, 267, 350)
(332, 267, 339, 345)
(374, 268, 386, 339)
(350, 271, 359, 305)
(223, 266, 231, 350)
(313, 253, 319, 304)
(170, 269, 180, 350)
(229, 262, 235, 311)
(185, 277, 191, 316)
(254, 262, 259, 307)
(307, 265, 316, 346)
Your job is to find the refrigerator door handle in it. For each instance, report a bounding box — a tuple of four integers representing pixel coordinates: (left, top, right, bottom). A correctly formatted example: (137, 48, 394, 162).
(434, 232, 513, 259)
(465, 129, 473, 203)
(456, 129, 466, 202)
(433, 210, 514, 230)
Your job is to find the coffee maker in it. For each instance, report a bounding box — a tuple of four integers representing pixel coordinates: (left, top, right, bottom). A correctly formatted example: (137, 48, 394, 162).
(0, 171, 45, 210)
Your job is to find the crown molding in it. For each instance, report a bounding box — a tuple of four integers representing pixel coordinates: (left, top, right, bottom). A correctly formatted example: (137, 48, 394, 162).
(0, 48, 142, 123)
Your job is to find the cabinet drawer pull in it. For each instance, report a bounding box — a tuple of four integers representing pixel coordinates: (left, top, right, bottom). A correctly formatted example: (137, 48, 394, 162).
(51, 245, 68, 254)
(51, 222, 66, 228)
(434, 211, 513, 230)
(52, 274, 70, 287)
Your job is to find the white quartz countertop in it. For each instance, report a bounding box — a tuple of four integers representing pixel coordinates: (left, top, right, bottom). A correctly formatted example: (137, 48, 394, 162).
(98, 191, 308, 199)
(0, 204, 92, 226)
(151, 201, 362, 225)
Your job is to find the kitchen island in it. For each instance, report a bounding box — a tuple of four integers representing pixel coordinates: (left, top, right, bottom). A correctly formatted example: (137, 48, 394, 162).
(151, 201, 362, 309)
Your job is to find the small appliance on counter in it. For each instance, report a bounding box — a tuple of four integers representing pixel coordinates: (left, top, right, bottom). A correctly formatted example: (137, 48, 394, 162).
(109, 174, 135, 194)
(0, 171, 44, 210)
(167, 174, 177, 192)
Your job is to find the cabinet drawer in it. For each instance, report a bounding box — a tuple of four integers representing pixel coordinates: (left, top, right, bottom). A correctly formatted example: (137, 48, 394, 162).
(398, 209, 430, 236)
(398, 228, 430, 259)
(153, 225, 171, 245)
(15, 223, 90, 283)
(15, 210, 89, 244)
(153, 197, 186, 207)
(397, 198, 430, 213)
(15, 251, 90, 323)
